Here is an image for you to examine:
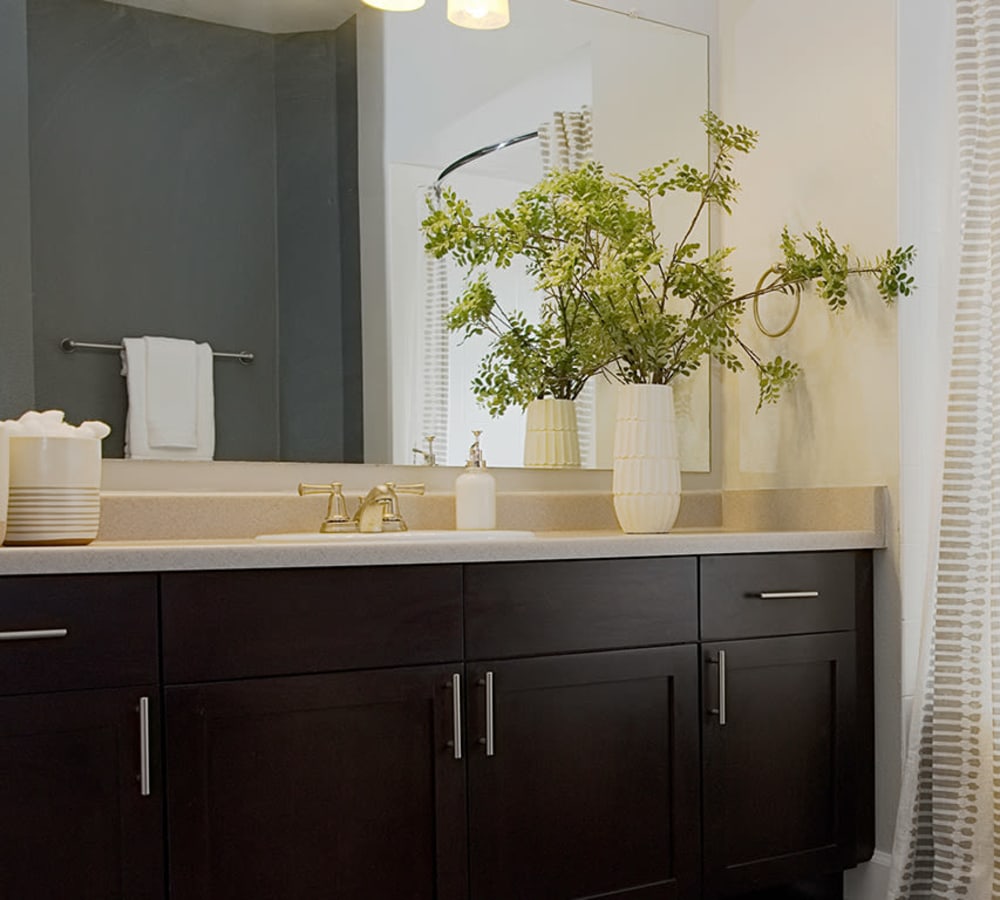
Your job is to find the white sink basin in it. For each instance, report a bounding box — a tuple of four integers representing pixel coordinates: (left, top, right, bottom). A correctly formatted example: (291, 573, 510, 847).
(255, 529, 536, 544)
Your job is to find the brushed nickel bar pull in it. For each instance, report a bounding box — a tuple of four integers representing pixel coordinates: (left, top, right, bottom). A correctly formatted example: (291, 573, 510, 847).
(0, 628, 68, 642)
(138, 696, 151, 797)
(708, 651, 727, 726)
(718, 650, 727, 726)
(449, 674, 462, 760)
(755, 591, 820, 600)
(485, 672, 495, 757)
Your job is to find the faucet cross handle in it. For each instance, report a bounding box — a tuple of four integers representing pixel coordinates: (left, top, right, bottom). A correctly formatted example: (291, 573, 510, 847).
(297, 482, 357, 533)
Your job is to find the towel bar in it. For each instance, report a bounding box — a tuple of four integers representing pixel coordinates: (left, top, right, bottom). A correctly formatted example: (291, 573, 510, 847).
(60, 338, 254, 365)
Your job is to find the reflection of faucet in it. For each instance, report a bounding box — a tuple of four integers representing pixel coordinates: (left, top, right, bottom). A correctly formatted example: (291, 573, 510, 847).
(353, 482, 425, 533)
(412, 435, 437, 466)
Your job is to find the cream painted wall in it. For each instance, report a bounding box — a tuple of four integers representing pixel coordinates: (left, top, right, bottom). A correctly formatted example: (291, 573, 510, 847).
(717, 0, 898, 491)
(715, 0, 903, 884)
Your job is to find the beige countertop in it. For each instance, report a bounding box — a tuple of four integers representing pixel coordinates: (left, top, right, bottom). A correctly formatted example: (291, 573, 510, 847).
(0, 526, 885, 576)
(0, 485, 888, 576)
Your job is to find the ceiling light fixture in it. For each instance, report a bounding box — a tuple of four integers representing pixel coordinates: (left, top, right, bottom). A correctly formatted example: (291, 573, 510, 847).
(361, 0, 426, 12)
(362, 0, 510, 30)
(447, 0, 510, 29)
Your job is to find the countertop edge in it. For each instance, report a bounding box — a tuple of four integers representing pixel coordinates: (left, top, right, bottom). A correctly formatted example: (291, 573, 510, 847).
(0, 529, 885, 576)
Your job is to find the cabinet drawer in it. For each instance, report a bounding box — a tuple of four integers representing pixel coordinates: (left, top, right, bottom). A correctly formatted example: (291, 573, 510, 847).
(700, 551, 868, 640)
(162, 566, 463, 683)
(0, 574, 158, 695)
(465, 557, 698, 659)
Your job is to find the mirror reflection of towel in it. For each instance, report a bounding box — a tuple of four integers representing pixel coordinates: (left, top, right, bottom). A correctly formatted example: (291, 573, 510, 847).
(121, 336, 216, 460)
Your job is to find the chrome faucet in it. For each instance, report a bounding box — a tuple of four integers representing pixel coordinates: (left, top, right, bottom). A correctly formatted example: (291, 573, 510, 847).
(353, 482, 425, 533)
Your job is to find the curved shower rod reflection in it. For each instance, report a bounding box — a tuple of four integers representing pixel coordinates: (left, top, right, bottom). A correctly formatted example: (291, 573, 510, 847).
(433, 130, 539, 194)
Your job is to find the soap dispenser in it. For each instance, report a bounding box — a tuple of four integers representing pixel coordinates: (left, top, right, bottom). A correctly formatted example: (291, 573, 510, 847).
(455, 430, 496, 530)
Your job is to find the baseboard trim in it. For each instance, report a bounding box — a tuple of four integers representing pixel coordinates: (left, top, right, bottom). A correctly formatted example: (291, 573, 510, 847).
(845, 850, 893, 900)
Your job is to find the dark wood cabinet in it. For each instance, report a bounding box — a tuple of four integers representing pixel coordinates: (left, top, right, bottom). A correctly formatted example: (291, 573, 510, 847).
(0, 686, 163, 900)
(698, 551, 873, 900)
(461, 559, 700, 900)
(465, 648, 701, 900)
(0, 572, 162, 900)
(165, 665, 467, 900)
(0, 550, 874, 900)
(701, 633, 857, 898)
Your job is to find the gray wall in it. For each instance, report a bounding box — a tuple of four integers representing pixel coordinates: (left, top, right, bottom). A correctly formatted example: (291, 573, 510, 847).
(0, 0, 35, 419)
(17, 0, 362, 461)
(275, 21, 363, 462)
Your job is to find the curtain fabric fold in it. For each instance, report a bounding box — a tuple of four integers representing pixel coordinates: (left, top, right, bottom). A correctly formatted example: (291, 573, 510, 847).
(538, 107, 593, 173)
(889, 1, 1000, 896)
(420, 216, 451, 465)
(539, 106, 596, 465)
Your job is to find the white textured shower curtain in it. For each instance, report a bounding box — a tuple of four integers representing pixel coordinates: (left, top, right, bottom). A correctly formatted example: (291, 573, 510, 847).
(889, 1, 1000, 896)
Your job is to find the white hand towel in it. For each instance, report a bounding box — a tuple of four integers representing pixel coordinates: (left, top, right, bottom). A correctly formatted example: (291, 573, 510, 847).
(122, 337, 216, 460)
(146, 337, 198, 448)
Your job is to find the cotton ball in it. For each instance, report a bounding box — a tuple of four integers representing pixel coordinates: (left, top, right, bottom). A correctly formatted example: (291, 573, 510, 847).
(79, 420, 111, 440)
(38, 410, 66, 428)
(15, 412, 45, 436)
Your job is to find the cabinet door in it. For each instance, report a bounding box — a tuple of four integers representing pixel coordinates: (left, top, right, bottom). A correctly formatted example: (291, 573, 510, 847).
(166, 665, 467, 900)
(0, 686, 163, 900)
(701, 633, 856, 897)
(466, 647, 700, 900)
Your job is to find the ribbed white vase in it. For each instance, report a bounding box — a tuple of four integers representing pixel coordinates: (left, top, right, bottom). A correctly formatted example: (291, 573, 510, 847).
(523, 398, 581, 468)
(612, 383, 681, 534)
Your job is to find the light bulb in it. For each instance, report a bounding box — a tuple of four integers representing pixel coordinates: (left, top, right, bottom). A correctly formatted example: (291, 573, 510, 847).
(447, 0, 510, 29)
(362, 0, 425, 11)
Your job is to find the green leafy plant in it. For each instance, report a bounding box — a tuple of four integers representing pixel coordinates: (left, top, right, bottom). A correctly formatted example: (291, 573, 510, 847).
(422, 172, 613, 416)
(423, 111, 915, 414)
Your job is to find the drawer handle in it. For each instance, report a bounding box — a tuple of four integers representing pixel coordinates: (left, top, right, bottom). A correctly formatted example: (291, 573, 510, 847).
(138, 696, 151, 797)
(447, 673, 462, 760)
(0, 628, 68, 642)
(754, 591, 820, 600)
(708, 651, 727, 726)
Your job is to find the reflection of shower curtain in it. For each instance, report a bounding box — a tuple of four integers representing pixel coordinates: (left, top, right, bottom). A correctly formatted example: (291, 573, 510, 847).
(539, 106, 593, 172)
(420, 190, 450, 465)
(539, 106, 596, 465)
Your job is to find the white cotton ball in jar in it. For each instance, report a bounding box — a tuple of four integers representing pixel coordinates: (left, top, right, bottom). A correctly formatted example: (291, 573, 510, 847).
(14, 412, 45, 436)
(78, 421, 112, 440)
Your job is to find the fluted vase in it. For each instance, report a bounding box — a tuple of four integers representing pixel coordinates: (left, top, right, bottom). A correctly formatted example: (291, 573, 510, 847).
(523, 398, 581, 468)
(612, 383, 681, 533)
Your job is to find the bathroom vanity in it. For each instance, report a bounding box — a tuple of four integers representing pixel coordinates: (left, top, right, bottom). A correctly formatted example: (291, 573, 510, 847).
(0, 538, 874, 900)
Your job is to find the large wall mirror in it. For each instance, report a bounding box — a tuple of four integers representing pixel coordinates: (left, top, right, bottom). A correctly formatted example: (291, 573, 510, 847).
(0, 0, 710, 468)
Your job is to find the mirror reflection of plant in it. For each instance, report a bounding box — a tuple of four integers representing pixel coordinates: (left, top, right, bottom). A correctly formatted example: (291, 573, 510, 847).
(424, 111, 916, 416)
(423, 173, 615, 417)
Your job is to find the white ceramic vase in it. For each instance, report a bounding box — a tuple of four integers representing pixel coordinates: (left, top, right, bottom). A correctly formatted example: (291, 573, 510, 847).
(523, 398, 581, 468)
(612, 383, 682, 534)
